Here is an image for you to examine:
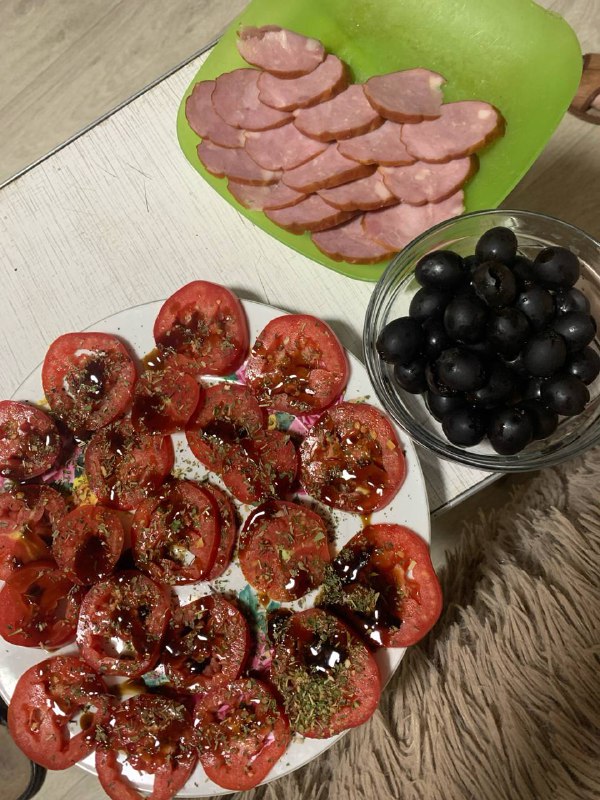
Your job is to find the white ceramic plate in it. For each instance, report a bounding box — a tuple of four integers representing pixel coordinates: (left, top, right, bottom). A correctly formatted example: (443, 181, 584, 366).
(0, 298, 430, 796)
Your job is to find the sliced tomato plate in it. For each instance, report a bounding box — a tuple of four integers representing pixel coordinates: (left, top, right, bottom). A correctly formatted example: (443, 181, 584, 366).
(0, 297, 430, 797)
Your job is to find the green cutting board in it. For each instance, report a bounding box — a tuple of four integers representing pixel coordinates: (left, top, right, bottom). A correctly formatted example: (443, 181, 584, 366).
(176, 0, 581, 282)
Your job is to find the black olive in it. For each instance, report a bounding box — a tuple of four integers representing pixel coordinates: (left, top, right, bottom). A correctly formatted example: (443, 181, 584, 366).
(426, 392, 466, 422)
(512, 255, 535, 289)
(487, 308, 530, 358)
(541, 374, 590, 416)
(522, 330, 567, 377)
(475, 226, 518, 265)
(467, 339, 496, 358)
(518, 401, 559, 440)
(443, 293, 488, 343)
(464, 254, 479, 272)
(393, 357, 428, 394)
(487, 406, 534, 455)
(514, 286, 555, 331)
(376, 317, 422, 364)
(565, 347, 600, 385)
(442, 407, 487, 447)
(436, 348, 487, 392)
(409, 288, 449, 323)
(532, 246, 580, 289)
(552, 312, 596, 353)
(415, 250, 467, 290)
(502, 352, 528, 377)
(422, 318, 452, 360)
(466, 361, 516, 409)
(425, 362, 457, 397)
(472, 260, 517, 308)
(522, 376, 545, 401)
(555, 287, 590, 316)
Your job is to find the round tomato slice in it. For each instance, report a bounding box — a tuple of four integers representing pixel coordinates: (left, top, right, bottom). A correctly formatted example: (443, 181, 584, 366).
(0, 400, 61, 481)
(321, 524, 442, 647)
(239, 500, 330, 602)
(131, 480, 220, 584)
(246, 314, 349, 414)
(196, 678, 291, 791)
(153, 281, 249, 376)
(8, 656, 112, 770)
(85, 419, 174, 511)
(186, 382, 265, 473)
(131, 368, 202, 435)
(300, 402, 406, 513)
(202, 483, 238, 580)
(161, 595, 250, 693)
(53, 504, 125, 585)
(0, 560, 84, 648)
(77, 570, 171, 677)
(42, 332, 137, 432)
(96, 694, 196, 800)
(222, 429, 298, 505)
(270, 608, 381, 738)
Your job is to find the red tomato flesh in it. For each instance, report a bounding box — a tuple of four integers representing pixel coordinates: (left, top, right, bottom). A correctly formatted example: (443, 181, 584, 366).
(300, 402, 406, 513)
(153, 281, 249, 376)
(196, 678, 291, 791)
(0, 401, 61, 481)
(202, 483, 238, 580)
(222, 429, 298, 504)
(42, 332, 137, 432)
(131, 368, 202, 435)
(239, 500, 330, 602)
(8, 655, 112, 770)
(246, 314, 349, 414)
(53, 504, 125, 585)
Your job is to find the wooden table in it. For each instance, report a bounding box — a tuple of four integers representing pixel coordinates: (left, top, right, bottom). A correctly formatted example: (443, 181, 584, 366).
(0, 1, 598, 797)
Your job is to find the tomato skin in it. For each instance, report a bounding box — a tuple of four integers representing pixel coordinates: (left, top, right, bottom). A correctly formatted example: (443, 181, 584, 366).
(246, 314, 349, 414)
(53, 504, 125, 585)
(8, 656, 112, 770)
(77, 570, 171, 677)
(42, 332, 137, 432)
(299, 402, 406, 513)
(195, 678, 291, 791)
(131, 368, 202, 435)
(131, 480, 220, 584)
(153, 281, 249, 376)
(202, 483, 238, 580)
(0, 400, 61, 481)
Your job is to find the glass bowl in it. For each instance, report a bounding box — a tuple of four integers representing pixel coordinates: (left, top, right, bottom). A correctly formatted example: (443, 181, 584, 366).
(363, 209, 600, 472)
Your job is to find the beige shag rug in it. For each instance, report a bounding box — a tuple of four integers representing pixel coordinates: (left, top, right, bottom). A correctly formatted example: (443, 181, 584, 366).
(223, 447, 600, 800)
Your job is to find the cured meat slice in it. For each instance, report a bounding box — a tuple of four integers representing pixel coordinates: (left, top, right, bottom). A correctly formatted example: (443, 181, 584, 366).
(227, 180, 305, 210)
(245, 124, 327, 170)
(362, 191, 465, 249)
(265, 195, 355, 234)
(185, 81, 245, 148)
(294, 85, 382, 142)
(258, 55, 348, 111)
(237, 26, 325, 78)
(198, 141, 281, 185)
(312, 217, 395, 264)
(380, 156, 477, 205)
(364, 69, 445, 122)
(212, 69, 292, 131)
(337, 121, 415, 166)
(282, 146, 375, 193)
(318, 172, 396, 212)
(401, 101, 505, 162)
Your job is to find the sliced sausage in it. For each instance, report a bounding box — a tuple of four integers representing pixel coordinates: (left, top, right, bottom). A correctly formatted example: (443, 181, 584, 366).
(380, 156, 477, 205)
(312, 216, 396, 264)
(362, 191, 465, 249)
(185, 81, 245, 148)
(237, 26, 325, 78)
(282, 146, 375, 193)
(227, 180, 305, 210)
(401, 101, 505, 162)
(265, 195, 356, 234)
(245, 124, 327, 171)
(337, 121, 415, 166)
(364, 69, 445, 123)
(258, 55, 348, 111)
(294, 85, 382, 142)
(318, 172, 396, 212)
(212, 69, 292, 131)
(198, 141, 281, 185)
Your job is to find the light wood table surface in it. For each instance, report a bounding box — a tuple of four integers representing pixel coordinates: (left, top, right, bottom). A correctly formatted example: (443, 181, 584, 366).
(1, 0, 598, 798)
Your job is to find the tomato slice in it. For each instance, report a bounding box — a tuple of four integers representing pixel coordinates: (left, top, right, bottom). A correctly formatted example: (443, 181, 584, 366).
(246, 314, 349, 414)
(222, 429, 299, 505)
(269, 608, 381, 738)
(202, 483, 238, 580)
(52, 504, 125, 585)
(196, 678, 291, 791)
(299, 402, 406, 513)
(161, 595, 250, 693)
(131, 480, 220, 584)
(0, 400, 61, 481)
(153, 281, 249, 376)
(0, 560, 84, 648)
(239, 500, 330, 602)
(320, 524, 442, 647)
(42, 332, 137, 432)
(8, 655, 112, 770)
(85, 419, 174, 511)
(131, 368, 202, 435)
(96, 694, 197, 800)
(77, 570, 171, 677)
